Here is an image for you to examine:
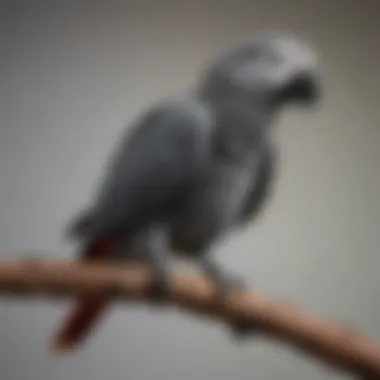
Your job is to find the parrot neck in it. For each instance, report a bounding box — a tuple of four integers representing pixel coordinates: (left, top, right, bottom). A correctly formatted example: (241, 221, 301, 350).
(198, 81, 281, 118)
(197, 84, 279, 131)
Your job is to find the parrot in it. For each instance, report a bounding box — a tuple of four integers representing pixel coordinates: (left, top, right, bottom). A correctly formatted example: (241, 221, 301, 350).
(50, 32, 321, 353)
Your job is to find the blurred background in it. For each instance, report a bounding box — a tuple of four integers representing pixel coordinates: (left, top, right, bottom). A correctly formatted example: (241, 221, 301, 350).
(1, 1, 379, 379)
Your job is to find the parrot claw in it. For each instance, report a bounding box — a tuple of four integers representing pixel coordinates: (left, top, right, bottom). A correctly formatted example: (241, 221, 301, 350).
(224, 280, 256, 341)
(147, 273, 170, 306)
(229, 320, 256, 340)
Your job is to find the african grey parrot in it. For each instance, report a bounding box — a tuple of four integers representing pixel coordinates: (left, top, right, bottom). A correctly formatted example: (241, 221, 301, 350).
(50, 32, 320, 353)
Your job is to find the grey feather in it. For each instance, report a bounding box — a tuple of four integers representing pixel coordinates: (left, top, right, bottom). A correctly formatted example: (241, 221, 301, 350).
(238, 142, 276, 225)
(87, 100, 214, 239)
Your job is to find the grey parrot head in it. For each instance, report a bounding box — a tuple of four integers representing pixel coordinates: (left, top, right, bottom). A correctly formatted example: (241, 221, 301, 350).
(201, 32, 320, 107)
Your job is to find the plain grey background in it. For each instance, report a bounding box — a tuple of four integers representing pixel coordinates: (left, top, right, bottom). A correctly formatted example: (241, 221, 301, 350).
(1, 1, 380, 379)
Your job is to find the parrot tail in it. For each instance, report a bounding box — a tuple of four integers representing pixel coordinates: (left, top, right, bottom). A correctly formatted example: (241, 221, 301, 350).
(50, 236, 115, 354)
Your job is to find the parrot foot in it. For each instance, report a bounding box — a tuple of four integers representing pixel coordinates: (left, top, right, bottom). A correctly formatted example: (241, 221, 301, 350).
(211, 276, 257, 340)
(200, 256, 244, 298)
(226, 280, 257, 340)
(147, 272, 170, 306)
(212, 273, 246, 300)
(199, 257, 256, 338)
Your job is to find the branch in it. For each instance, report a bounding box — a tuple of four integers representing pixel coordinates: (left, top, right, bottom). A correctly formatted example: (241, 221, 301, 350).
(0, 259, 379, 379)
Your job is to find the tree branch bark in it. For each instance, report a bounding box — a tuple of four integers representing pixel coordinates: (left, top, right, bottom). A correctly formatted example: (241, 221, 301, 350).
(0, 258, 379, 379)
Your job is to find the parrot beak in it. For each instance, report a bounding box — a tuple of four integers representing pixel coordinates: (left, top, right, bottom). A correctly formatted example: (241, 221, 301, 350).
(276, 71, 321, 106)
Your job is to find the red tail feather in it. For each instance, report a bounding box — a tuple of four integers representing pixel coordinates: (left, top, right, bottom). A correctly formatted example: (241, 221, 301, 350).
(50, 237, 115, 354)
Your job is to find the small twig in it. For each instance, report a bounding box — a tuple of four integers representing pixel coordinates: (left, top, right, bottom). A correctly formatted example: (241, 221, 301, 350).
(0, 258, 379, 379)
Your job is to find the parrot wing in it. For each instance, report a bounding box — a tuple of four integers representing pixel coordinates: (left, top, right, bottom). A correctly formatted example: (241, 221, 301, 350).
(50, 101, 213, 353)
(238, 143, 276, 225)
(88, 101, 213, 239)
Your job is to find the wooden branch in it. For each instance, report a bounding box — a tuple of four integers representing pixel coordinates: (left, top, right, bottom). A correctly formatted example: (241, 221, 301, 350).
(0, 259, 379, 379)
